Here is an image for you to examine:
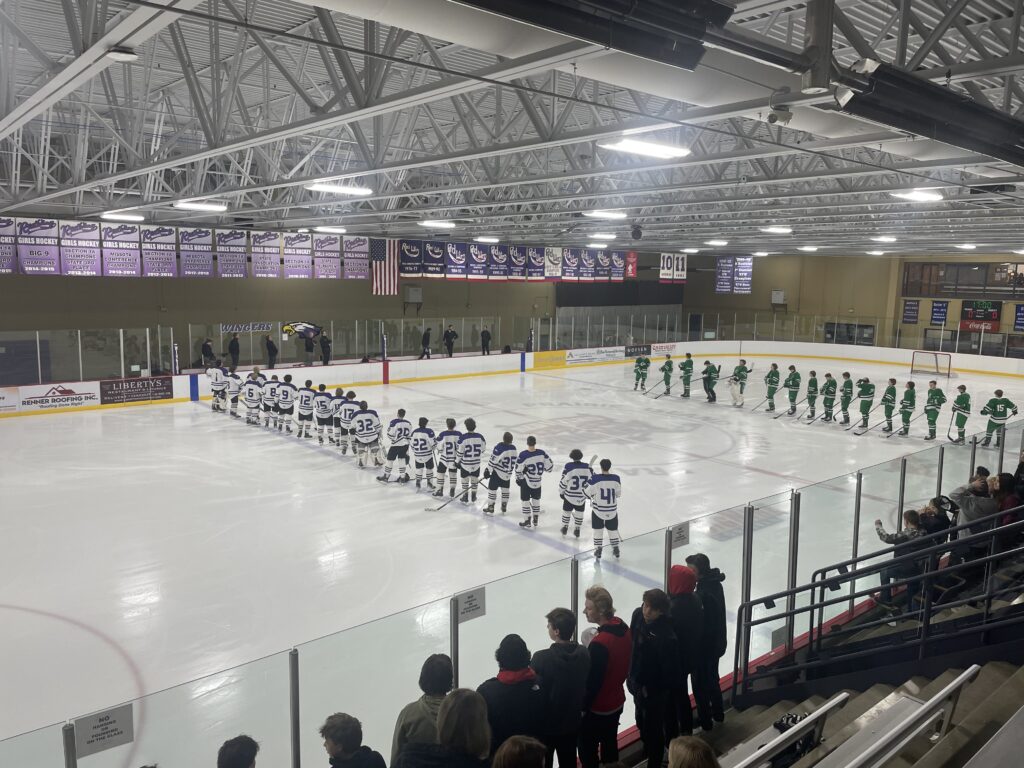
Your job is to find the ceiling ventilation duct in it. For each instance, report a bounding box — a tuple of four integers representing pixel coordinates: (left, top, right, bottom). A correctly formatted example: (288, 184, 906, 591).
(838, 59, 1024, 169)
(446, 0, 734, 71)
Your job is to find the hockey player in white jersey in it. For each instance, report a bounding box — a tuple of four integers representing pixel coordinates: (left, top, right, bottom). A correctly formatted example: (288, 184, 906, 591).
(515, 435, 554, 529)
(379, 408, 413, 483)
(353, 401, 383, 467)
(410, 417, 437, 490)
(296, 379, 316, 439)
(585, 459, 623, 559)
(225, 369, 242, 418)
(433, 419, 462, 498)
(207, 360, 228, 412)
(559, 449, 593, 538)
(456, 418, 487, 503)
(252, 366, 267, 385)
(330, 388, 345, 445)
(483, 432, 517, 515)
(276, 374, 297, 433)
(313, 384, 334, 444)
(242, 374, 263, 424)
(337, 391, 359, 454)
(262, 375, 280, 428)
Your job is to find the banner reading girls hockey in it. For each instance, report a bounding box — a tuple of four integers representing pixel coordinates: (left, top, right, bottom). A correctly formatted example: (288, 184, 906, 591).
(178, 227, 214, 277)
(101, 222, 142, 276)
(342, 236, 369, 279)
(16, 218, 59, 274)
(544, 248, 562, 281)
(422, 241, 446, 278)
(488, 245, 508, 281)
(560, 248, 580, 281)
(610, 251, 626, 282)
(578, 249, 596, 282)
(59, 220, 102, 276)
(467, 243, 489, 280)
(594, 250, 612, 281)
(507, 245, 527, 281)
(0, 217, 15, 274)
(526, 246, 545, 281)
(399, 239, 423, 277)
(216, 229, 248, 278)
(250, 231, 281, 278)
(140, 225, 178, 277)
(312, 233, 341, 279)
(282, 232, 312, 278)
(445, 241, 468, 279)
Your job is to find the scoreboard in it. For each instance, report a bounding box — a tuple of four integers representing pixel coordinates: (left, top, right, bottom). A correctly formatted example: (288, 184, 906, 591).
(960, 300, 1002, 332)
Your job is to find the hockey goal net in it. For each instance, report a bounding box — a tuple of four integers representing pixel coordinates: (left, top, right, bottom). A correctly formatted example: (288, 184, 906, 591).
(910, 350, 952, 379)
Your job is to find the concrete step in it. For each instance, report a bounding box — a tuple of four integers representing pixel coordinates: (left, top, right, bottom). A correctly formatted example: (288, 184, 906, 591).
(707, 700, 798, 757)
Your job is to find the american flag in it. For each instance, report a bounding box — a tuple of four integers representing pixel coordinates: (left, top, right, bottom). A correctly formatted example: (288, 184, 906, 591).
(370, 237, 399, 296)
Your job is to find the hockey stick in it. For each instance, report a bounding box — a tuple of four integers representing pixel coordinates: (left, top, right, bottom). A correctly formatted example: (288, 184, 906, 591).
(946, 411, 961, 443)
(844, 401, 883, 431)
(641, 379, 664, 397)
(885, 411, 926, 438)
(750, 395, 771, 413)
(774, 395, 805, 419)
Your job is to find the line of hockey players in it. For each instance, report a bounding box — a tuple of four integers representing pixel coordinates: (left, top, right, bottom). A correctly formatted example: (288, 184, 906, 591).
(632, 353, 1018, 445)
(205, 361, 625, 558)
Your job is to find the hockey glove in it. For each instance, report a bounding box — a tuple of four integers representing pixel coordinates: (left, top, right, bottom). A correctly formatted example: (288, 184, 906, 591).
(483, 468, 491, 479)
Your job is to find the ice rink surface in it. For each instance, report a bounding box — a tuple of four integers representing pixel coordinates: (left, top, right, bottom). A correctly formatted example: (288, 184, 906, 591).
(2, 355, 1023, 765)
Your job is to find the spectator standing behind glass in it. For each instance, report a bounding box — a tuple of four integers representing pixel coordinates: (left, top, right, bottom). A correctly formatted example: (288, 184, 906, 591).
(217, 735, 259, 768)
(493, 736, 547, 768)
(481, 327, 492, 355)
(391, 654, 454, 764)
(393, 689, 491, 768)
(319, 713, 386, 768)
(228, 333, 240, 372)
(304, 333, 316, 366)
(685, 553, 727, 731)
(443, 324, 459, 357)
(668, 565, 704, 735)
(578, 586, 632, 768)
(477, 634, 546, 756)
(629, 588, 683, 768)
(530, 607, 590, 768)
(418, 327, 432, 359)
(668, 736, 721, 768)
(265, 334, 278, 369)
(320, 334, 332, 366)
(950, 475, 998, 563)
(201, 337, 215, 366)
(874, 511, 927, 609)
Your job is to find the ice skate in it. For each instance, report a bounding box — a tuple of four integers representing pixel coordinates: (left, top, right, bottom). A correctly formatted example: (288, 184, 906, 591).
(433, 488, 444, 498)
(518, 519, 532, 529)
(788, 407, 796, 415)
(415, 480, 422, 490)
(982, 437, 991, 447)
(613, 546, 620, 559)
(532, 514, 539, 526)
(398, 474, 410, 484)
(471, 491, 477, 502)
(560, 525, 568, 536)
(925, 433, 935, 441)
(882, 424, 892, 432)
(500, 503, 507, 515)
(449, 487, 456, 498)
(594, 546, 602, 560)
(573, 527, 580, 538)
(899, 429, 909, 436)
(483, 504, 495, 515)
(376, 474, 388, 483)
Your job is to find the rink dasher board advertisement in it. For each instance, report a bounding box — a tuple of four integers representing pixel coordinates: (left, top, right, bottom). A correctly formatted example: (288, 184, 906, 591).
(625, 345, 652, 357)
(565, 347, 624, 365)
(0, 386, 18, 413)
(99, 377, 174, 405)
(18, 381, 101, 411)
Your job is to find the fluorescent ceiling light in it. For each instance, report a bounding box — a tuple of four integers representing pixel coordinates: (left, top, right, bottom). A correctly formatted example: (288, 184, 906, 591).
(297, 228, 309, 233)
(419, 220, 456, 229)
(590, 233, 616, 241)
(313, 226, 347, 234)
(106, 46, 138, 63)
(582, 210, 628, 220)
(752, 251, 769, 257)
(474, 236, 499, 243)
(681, 248, 700, 254)
(705, 239, 728, 246)
(871, 235, 897, 243)
(798, 245, 819, 252)
(585, 243, 609, 249)
(597, 138, 692, 159)
(1013, 250, 1024, 255)
(173, 199, 227, 212)
(867, 250, 886, 256)
(760, 226, 792, 235)
(100, 211, 144, 222)
(955, 243, 977, 250)
(890, 189, 943, 202)
(304, 182, 374, 196)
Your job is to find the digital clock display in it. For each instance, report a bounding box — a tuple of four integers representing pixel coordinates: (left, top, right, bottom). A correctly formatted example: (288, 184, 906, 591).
(961, 300, 1002, 321)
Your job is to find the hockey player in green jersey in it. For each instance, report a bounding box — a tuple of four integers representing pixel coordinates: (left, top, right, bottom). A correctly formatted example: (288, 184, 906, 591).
(839, 372, 854, 425)
(951, 385, 970, 444)
(881, 378, 898, 432)
(784, 365, 801, 415)
(899, 381, 916, 436)
(856, 377, 875, 429)
(764, 363, 780, 412)
(980, 389, 1018, 447)
(805, 370, 818, 419)
(680, 353, 694, 398)
(821, 373, 837, 421)
(924, 381, 947, 441)
(733, 359, 751, 394)
(703, 360, 719, 402)
(633, 354, 650, 391)
(659, 354, 674, 395)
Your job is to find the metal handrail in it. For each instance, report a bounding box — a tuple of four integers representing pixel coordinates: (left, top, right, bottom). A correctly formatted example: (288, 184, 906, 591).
(840, 665, 980, 768)
(726, 692, 850, 768)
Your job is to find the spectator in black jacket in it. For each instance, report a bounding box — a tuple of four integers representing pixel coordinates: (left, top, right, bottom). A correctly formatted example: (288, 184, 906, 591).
(419, 328, 432, 359)
(265, 334, 278, 369)
(217, 734, 259, 768)
(629, 588, 682, 767)
(531, 607, 590, 767)
(393, 689, 490, 768)
(304, 334, 316, 366)
(478, 634, 546, 756)
(443, 324, 459, 357)
(685, 553, 727, 731)
(228, 333, 240, 372)
(320, 713, 385, 768)
(481, 327, 492, 355)
(668, 565, 704, 735)
(320, 335, 332, 366)
(875, 510, 928, 608)
(201, 338, 215, 366)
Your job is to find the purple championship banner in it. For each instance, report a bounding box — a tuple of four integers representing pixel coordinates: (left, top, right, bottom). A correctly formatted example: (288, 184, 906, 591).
(216, 229, 248, 278)
(560, 248, 580, 281)
(422, 241, 446, 278)
(101, 222, 142, 276)
(17, 218, 60, 275)
(282, 232, 312, 279)
(488, 245, 508, 281)
(445, 242, 468, 279)
(594, 250, 612, 281)
(399, 239, 423, 277)
(140, 225, 178, 277)
(178, 227, 213, 277)
(0, 217, 16, 274)
(58, 220, 102, 276)
(467, 243, 489, 280)
(610, 251, 626, 282)
(312, 233, 341, 279)
(507, 245, 527, 281)
(250, 231, 281, 278)
(526, 246, 545, 281)
(578, 249, 596, 282)
(342, 235, 369, 280)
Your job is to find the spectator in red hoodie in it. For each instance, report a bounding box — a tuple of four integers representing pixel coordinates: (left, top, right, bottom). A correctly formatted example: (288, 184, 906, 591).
(668, 565, 705, 735)
(578, 586, 632, 768)
(478, 634, 547, 757)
